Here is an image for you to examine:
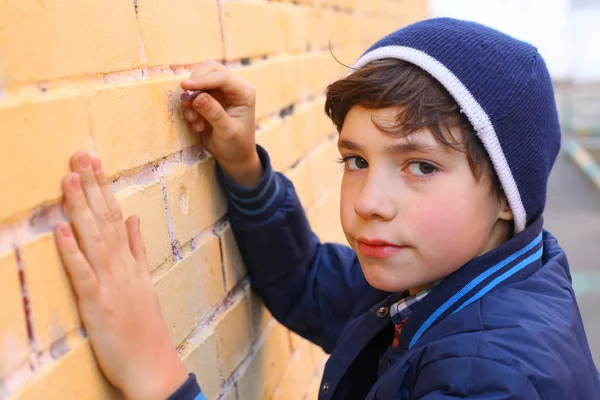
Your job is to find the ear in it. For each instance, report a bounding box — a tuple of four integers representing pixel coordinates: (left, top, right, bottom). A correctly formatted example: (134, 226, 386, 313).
(498, 195, 513, 221)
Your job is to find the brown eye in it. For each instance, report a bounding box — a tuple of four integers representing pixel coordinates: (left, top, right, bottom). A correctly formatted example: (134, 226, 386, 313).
(419, 163, 435, 175)
(408, 162, 437, 176)
(344, 157, 369, 171)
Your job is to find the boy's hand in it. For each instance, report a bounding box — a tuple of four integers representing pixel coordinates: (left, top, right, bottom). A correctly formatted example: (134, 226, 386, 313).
(181, 60, 263, 188)
(54, 152, 188, 400)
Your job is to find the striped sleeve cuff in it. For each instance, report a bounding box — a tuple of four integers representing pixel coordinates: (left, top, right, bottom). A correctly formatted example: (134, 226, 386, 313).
(166, 373, 206, 400)
(216, 145, 285, 219)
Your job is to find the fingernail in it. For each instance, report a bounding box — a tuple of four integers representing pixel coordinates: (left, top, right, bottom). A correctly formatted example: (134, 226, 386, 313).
(91, 157, 102, 173)
(194, 94, 208, 109)
(61, 224, 72, 237)
(71, 175, 81, 191)
(79, 154, 90, 168)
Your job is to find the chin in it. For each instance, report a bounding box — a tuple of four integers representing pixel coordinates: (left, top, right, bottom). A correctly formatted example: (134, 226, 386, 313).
(360, 262, 414, 293)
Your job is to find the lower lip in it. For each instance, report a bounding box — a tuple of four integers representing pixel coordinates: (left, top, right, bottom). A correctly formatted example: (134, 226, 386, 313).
(357, 242, 405, 259)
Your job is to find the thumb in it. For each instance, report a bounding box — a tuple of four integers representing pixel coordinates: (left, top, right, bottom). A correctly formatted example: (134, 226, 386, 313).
(192, 92, 239, 136)
(125, 215, 150, 273)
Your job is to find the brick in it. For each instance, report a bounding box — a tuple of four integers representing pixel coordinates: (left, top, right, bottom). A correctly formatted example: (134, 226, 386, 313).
(307, 188, 345, 245)
(0, 0, 140, 84)
(215, 294, 253, 380)
(289, 98, 334, 159)
(90, 77, 199, 177)
(117, 181, 170, 271)
(0, 93, 89, 223)
(288, 104, 315, 158)
(279, 56, 302, 109)
(284, 5, 310, 54)
(286, 159, 314, 208)
(155, 234, 224, 346)
(333, 13, 360, 47)
(284, 0, 316, 5)
(309, 138, 341, 197)
(305, 373, 323, 400)
(334, 43, 366, 73)
(295, 51, 341, 101)
(20, 234, 80, 352)
(247, 288, 274, 343)
(272, 340, 315, 400)
(220, 224, 246, 292)
(181, 328, 221, 400)
(221, 1, 287, 60)
(313, 96, 336, 141)
(384, 0, 429, 21)
(308, 10, 354, 50)
(12, 336, 120, 400)
(307, 8, 336, 51)
(165, 157, 227, 246)
(256, 117, 298, 173)
(136, 0, 223, 66)
(233, 56, 294, 121)
(288, 332, 306, 353)
(311, 342, 329, 370)
(237, 323, 292, 400)
(340, 0, 358, 10)
(0, 250, 30, 379)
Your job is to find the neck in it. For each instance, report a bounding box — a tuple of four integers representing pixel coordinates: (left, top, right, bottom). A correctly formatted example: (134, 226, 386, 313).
(480, 219, 513, 257)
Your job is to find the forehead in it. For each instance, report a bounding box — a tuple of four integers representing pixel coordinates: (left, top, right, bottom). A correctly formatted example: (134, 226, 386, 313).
(338, 106, 445, 150)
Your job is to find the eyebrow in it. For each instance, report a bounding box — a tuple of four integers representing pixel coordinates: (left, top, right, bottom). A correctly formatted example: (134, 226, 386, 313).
(337, 138, 440, 155)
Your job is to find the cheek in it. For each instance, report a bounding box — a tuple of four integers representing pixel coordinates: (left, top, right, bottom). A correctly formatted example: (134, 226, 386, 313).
(340, 178, 354, 232)
(407, 188, 493, 265)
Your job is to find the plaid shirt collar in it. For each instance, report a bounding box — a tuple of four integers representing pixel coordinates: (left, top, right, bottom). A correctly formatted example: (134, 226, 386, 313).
(390, 282, 440, 325)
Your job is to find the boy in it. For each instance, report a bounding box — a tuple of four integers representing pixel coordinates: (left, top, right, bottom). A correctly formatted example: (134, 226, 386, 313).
(54, 18, 599, 399)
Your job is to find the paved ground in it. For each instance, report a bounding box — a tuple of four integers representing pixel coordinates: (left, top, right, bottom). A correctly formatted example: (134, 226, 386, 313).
(545, 150, 600, 363)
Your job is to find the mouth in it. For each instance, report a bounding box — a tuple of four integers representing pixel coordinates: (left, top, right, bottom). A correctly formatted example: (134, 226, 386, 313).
(355, 237, 407, 259)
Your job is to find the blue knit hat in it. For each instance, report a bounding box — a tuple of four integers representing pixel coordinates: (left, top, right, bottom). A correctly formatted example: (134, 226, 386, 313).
(351, 18, 561, 233)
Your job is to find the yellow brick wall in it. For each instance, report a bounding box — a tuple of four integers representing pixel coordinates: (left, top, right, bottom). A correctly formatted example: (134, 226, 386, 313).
(0, 0, 428, 398)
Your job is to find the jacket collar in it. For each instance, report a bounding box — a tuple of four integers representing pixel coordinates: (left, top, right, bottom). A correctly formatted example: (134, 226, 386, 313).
(397, 216, 545, 350)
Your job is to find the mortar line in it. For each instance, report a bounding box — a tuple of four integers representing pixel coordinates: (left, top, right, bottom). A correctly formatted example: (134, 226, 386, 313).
(215, 318, 277, 393)
(216, 0, 227, 63)
(177, 278, 250, 354)
(131, 0, 148, 68)
(13, 247, 39, 369)
(212, 219, 230, 293)
(159, 173, 184, 263)
(0, 148, 203, 253)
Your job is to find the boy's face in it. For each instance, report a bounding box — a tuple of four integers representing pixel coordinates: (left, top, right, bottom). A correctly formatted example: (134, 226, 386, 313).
(339, 107, 512, 293)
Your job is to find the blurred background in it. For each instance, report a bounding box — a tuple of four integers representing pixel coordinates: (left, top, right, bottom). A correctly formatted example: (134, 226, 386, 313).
(432, 0, 600, 359)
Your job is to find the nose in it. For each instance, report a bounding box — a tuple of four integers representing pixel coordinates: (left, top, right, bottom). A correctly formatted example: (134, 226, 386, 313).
(354, 171, 396, 221)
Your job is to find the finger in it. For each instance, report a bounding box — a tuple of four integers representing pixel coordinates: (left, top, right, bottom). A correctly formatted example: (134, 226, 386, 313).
(181, 60, 223, 89)
(125, 215, 150, 275)
(54, 223, 99, 302)
(182, 71, 254, 106)
(62, 173, 111, 276)
(70, 152, 117, 245)
(90, 157, 129, 243)
(193, 93, 239, 136)
(192, 120, 205, 133)
(185, 108, 198, 122)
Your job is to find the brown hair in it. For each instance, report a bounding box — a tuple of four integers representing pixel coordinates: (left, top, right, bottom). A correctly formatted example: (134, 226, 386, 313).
(325, 58, 503, 199)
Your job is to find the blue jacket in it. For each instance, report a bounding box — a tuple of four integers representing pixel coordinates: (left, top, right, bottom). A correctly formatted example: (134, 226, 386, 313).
(175, 147, 600, 399)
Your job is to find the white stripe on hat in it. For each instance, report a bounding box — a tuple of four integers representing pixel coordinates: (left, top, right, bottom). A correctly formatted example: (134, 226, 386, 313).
(351, 46, 527, 233)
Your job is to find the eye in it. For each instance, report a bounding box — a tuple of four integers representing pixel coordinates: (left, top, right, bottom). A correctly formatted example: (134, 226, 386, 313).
(407, 162, 437, 177)
(340, 156, 368, 171)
